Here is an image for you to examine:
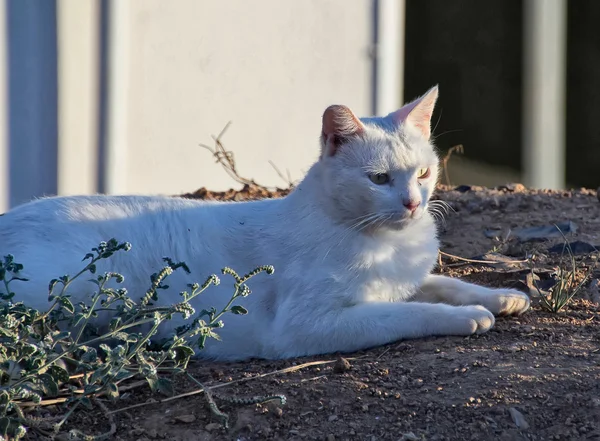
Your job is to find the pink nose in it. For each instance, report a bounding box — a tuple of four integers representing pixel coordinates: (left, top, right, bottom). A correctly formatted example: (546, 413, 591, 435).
(403, 199, 420, 212)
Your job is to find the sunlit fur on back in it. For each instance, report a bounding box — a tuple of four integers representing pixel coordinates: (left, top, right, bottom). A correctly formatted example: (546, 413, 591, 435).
(0, 86, 530, 361)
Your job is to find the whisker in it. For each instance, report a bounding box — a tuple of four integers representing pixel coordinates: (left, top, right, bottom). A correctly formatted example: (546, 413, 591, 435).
(322, 213, 382, 261)
(355, 214, 387, 234)
(429, 208, 447, 225)
(427, 205, 447, 224)
(322, 205, 435, 262)
(348, 214, 381, 233)
(431, 128, 463, 142)
(429, 199, 455, 214)
(431, 108, 444, 135)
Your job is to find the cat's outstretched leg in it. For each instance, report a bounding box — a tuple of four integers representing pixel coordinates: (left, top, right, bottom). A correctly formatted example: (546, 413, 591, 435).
(268, 301, 495, 358)
(414, 274, 530, 316)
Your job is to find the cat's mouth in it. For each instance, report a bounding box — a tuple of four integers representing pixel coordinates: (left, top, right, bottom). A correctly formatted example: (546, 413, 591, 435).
(348, 209, 425, 234)
(379, 209, 424, 227)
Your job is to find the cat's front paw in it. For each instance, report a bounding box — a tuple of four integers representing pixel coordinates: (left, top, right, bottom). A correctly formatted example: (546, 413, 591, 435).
(445, 305, 495, 335)
(479, 289, 531, 316)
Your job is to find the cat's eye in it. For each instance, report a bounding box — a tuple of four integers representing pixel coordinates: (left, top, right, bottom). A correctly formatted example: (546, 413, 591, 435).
(368, 173, 390, 185)
(417, 167, 431, 179)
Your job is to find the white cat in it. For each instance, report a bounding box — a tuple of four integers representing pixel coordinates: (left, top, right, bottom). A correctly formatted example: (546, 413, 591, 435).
(0, 86, 530, 361)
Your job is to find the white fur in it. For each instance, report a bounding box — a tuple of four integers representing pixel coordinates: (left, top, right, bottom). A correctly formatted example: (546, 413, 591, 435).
(0, 87, 530, 361)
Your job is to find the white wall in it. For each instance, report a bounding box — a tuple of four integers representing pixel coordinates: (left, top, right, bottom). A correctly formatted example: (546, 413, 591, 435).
(0, 0, 7, 212)
(3, 0, 58, 210)
(57, 0, 100, 196)
(0, 0, 373, 212)
(122, 0, 372, 194)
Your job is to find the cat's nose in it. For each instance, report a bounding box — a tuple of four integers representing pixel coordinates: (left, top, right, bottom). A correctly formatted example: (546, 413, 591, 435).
(403, 199, 421, 212)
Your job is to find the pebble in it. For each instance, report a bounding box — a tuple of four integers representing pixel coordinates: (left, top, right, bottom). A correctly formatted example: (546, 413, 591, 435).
(501, 183, 527, 193)
(174, 414, 195, 423)
(508, 407, 530, 430)
(333, 356, 351, 373)
(205, 423, 222, 432)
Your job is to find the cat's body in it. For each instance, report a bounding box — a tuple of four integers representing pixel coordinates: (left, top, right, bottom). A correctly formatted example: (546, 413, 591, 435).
(0, 86, 530, 360)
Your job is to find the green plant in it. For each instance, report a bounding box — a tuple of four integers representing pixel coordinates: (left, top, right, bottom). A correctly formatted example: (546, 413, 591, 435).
(530, 229, 599, 313)
(0, 239, 275, 440)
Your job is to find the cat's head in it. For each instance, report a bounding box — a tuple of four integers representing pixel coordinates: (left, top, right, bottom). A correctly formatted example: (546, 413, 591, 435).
(316, 86, 440, 231)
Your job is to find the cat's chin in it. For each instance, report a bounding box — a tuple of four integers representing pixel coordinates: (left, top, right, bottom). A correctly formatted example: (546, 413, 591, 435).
(394, 209, 425, 222)
(372, 211, 425, 232)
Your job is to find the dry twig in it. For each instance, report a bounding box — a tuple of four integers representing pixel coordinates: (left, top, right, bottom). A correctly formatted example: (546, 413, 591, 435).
(442, 144, 464, 186)
(199, 122, 294, 189)
(18, 380, 148, 408)
(269, 160, 295, 188)
(199, 122, 256, 187)
(438, 250, 529, 267)
(106, 358, 356, 416)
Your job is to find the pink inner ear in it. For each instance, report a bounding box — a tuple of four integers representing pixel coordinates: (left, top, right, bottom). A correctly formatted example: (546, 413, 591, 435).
(387, 86, 438, 140)
(388, 100, 420, 125)
(413, 113, 431, 132)
(321, 105, 365, 156)
(322, 107, 341, 137)
(322, 105, 365, 137)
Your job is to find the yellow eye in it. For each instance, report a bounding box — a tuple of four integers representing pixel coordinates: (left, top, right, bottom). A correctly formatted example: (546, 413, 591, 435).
(417, 167, 430, 179)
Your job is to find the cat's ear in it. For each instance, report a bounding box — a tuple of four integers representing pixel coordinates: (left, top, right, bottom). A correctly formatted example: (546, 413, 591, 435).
(387, 85, 438, 140)
(320, 105, 365, 157)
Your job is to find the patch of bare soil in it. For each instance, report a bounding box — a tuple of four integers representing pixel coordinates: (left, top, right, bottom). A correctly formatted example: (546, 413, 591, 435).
(45, 185, 600, 441)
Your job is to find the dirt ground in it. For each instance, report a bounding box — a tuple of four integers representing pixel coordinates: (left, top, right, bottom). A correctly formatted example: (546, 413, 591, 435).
(38, 184, 600, 441)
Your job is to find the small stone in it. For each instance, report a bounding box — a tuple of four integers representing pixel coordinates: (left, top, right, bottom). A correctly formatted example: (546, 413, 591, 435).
(328, 415, 338, 422)
(174, 414, 196, 423)
(504, 183, 526, 192)
(333, 356, 351, 373)
(210, 368, 225, 380)
(362, 404, 369, 412)
(400, 433, 419, 441)
(272, 406, 283, 418)
(508, 407, 530, 430)
(326, 435, 336, 441)
(205, 423, 222, 432)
